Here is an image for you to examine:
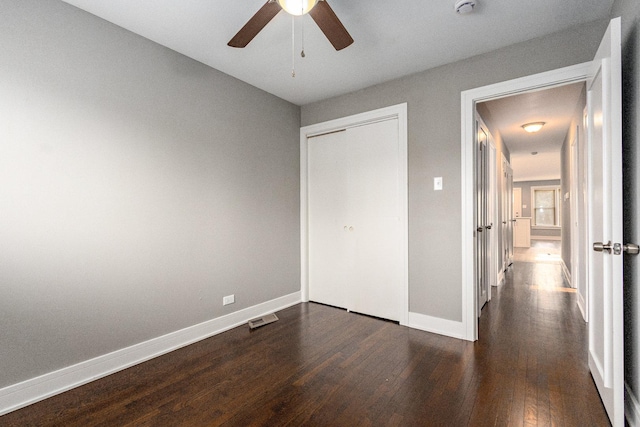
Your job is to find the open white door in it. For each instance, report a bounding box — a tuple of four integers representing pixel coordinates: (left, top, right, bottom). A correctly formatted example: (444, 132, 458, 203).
(587, 17, 623, 426)
(476, 119, 489, 313)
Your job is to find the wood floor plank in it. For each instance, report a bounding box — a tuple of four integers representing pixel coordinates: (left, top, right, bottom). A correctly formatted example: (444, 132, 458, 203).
(1, 248, 611, 426)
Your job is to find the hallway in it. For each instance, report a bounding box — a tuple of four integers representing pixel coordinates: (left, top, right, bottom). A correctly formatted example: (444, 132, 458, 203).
(1, 243, 609, 425)
(477, 239, 607, 425)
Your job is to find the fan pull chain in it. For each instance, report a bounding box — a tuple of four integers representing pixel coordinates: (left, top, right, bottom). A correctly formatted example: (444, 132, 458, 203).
(301, 14, 306, 58)
(291, 15, 295, 78)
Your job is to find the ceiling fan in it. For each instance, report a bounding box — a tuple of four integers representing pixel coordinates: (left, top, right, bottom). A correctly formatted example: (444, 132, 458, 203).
(228, 0, 354, 51)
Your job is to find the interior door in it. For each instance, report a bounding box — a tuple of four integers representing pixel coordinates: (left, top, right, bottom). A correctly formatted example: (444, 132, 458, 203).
(476, 120, 489, 312)
(346, 119, 401, 321)
(587, 17, 623, 426)
(308, 130, 350, 310)
(488, 141, 497, 294)
(502, 157, 514, 269)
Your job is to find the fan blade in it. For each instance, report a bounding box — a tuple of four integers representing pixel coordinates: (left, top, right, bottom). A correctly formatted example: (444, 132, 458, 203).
(309, 1, 353, 51)
(228, 1, 281, 48)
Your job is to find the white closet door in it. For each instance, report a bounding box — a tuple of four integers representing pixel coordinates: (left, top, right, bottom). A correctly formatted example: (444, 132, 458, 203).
(308, 130, 350, 309)
(346, 120, 401, 321)
(308, 119, 401, 321)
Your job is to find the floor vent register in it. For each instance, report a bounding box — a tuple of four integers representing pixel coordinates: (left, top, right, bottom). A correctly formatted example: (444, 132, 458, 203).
(248, 313, 279, 330)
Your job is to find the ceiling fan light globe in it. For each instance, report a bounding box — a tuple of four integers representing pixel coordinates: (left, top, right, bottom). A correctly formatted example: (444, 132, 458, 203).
(277, 0, 318, 16)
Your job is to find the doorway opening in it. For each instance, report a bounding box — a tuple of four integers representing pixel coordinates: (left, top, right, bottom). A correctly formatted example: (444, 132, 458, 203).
(481, 80, 586, 287)
(460, 62, 592, 341)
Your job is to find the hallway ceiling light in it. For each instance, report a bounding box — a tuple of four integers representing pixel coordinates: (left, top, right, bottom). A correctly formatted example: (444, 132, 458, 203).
(521, 122, 545, 133)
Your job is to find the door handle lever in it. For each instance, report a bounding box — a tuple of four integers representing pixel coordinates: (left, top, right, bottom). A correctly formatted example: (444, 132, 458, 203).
(623, 243, 640, 255)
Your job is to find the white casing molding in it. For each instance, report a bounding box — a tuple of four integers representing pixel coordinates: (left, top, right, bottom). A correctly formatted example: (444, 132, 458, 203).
(0, 292, 301, 416)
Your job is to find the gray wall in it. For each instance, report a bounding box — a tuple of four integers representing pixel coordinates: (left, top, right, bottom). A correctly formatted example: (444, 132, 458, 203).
(0, 0, 301, 388)
(302, 20, 608, 321)
(611, 0, 640, 415)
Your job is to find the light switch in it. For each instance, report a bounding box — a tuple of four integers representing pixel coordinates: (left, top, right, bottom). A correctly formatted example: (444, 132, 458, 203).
(434, 177, 443, 191)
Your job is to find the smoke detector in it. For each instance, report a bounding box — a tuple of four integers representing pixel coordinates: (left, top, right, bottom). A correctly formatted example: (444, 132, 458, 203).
(455, 0, 477, 14)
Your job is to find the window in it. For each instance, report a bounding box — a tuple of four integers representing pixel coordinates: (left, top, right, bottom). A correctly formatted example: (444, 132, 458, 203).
(531, 185, 561, 227)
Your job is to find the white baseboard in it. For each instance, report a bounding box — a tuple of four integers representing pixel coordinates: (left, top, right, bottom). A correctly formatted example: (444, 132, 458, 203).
(561, 260, 572, 287)
(408, 312, 464, 340)
(577, 290, 587, 322)
(0, 291, 301, 416)
(627, 382, 640, 427)
(496, 269, 505, 286)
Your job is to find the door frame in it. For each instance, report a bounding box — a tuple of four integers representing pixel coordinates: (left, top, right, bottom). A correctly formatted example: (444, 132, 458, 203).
(460, 62, 591, 341)
(570, 132, 581, 291)
(300, 103, 409, 326)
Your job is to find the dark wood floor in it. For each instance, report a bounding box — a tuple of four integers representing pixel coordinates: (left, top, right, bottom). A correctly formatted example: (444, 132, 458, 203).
(1, 260, 610, 426)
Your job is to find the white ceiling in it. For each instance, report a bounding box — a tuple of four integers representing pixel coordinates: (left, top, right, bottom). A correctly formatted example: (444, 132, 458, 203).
(480, 82, 585, 182)
(60, 0, 613, 106)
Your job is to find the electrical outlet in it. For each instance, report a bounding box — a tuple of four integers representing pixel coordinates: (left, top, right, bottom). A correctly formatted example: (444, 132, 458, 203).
(223, 295, 235, 306)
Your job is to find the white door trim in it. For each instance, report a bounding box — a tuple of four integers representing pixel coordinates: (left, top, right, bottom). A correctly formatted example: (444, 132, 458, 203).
(460, 62, 591, 341)
(300, 103, 409, 326)
(570, 132, 580, 290)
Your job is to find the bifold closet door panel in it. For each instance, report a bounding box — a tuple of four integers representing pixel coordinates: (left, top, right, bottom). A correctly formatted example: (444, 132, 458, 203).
(345, 119, 401, 321)
(308, 130, 351, 309)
